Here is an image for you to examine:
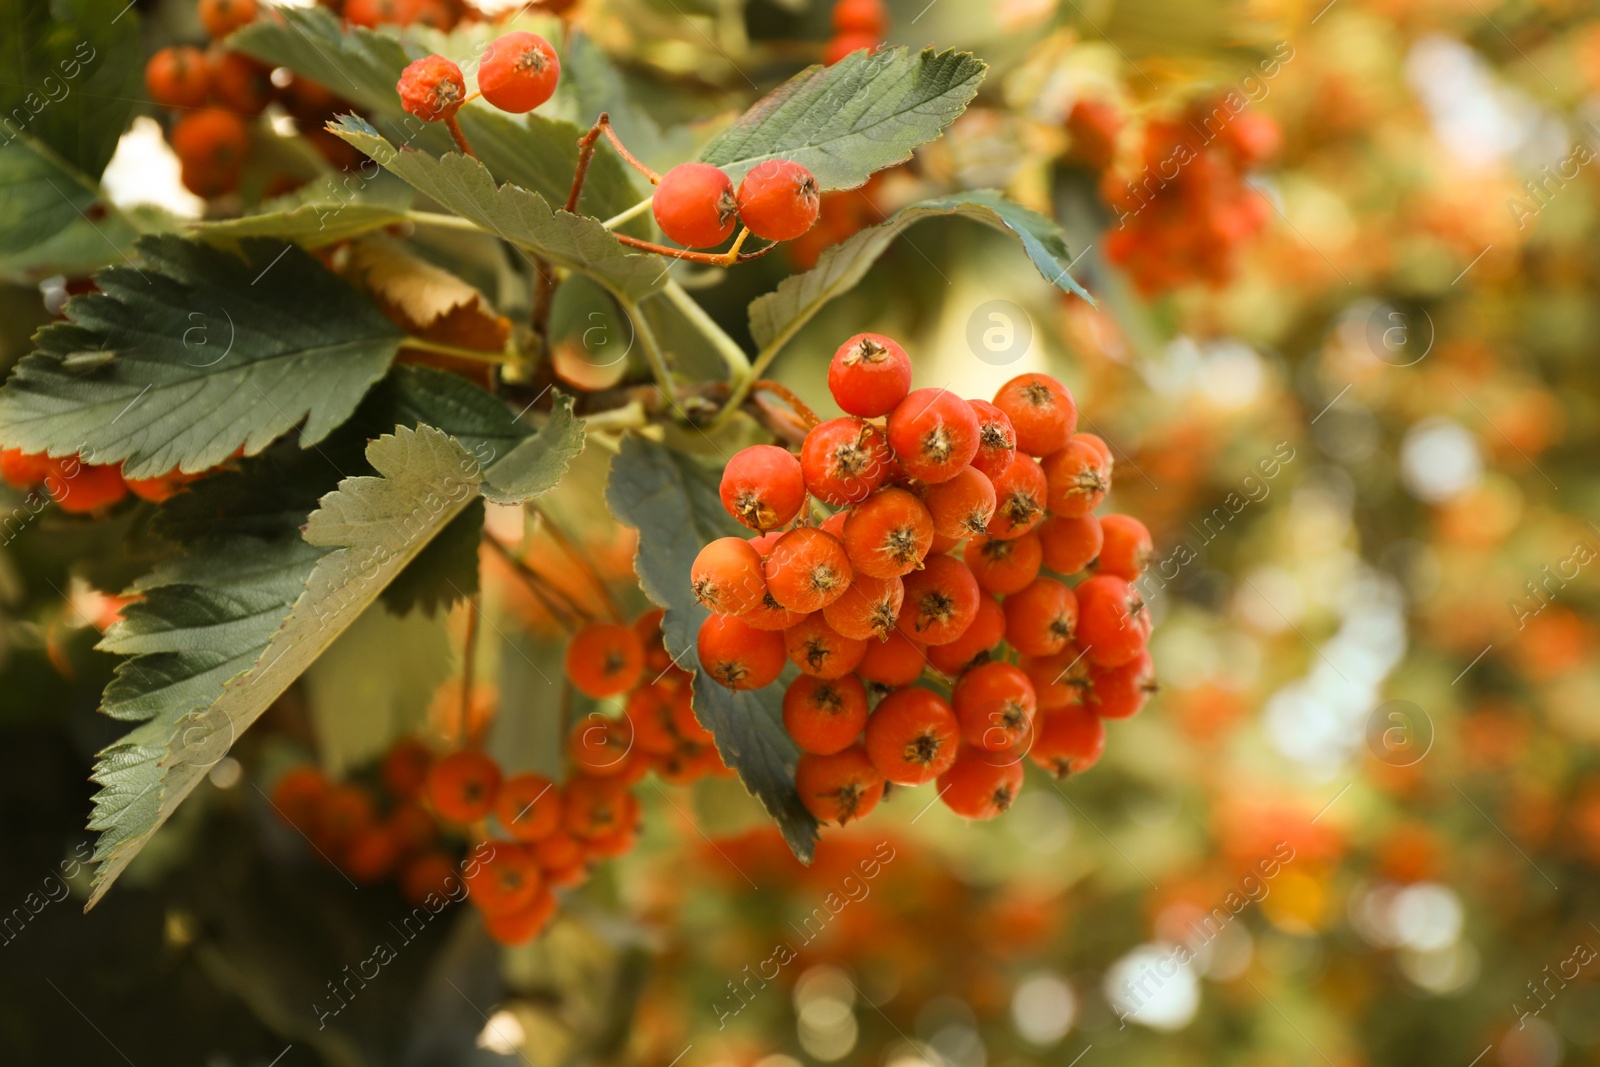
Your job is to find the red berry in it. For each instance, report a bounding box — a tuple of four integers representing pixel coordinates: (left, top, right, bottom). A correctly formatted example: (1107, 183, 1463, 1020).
(466, 845, 543, 914)
(823, 33, 879, 66)
(495, 773, 563, 841)
(565, 622, 645, 697)
(720, 445, 806, 532)
(736, 159, 820, 241)
(993, 373, 1077, 457)
(207, 49, 272, 116)
(741, 593, 809, 632)
(795, 745, 884, 824)
(426, 750, 502, 823)
(171, 108, 249, 196)
(397, 54, 466, 122)
(625, 684, 679, 754)
(821, 573, 904, 641)
(698, 613, 786, 690)
(938, 746, 1025, 820)
(856, 630, 928, 686)
(653, 162, 738, 248)
(563, 776, 639, 840)
(986, 455, 1048, 540)
(926, 594, 1005, 676)
(1037, 514, 1103, 576)
(764, 527, 853, 613)
(479, 32, 560, 114)
(920, 466, 996, 540)
(968, 399, 1018, 479)
(1023, 644, 1092, 710)
(952, 661, 1037, 751)
(1004, 576, 1078, 657)
(783, 614, 868, 679)
(864, 686, 960, 785)
(828, 333, 912, 417)
(783, 674, 869, 755)
(381, 738, 433, 799)
(1075, 575, 1148, 667)
(1041, 436, 1111, 516)
(198, 0, 258, 38)
(0, 449, 52, 489)
(897, 554, 980, 646)
(841, 487, 934, 579)
(801, 417, 892, 506)
(1091, 649, 1155, 719)
(887, 388, 981, 483)
(691, 536, 768, 616)
(484, 887, 558, 945)
(1096, 514, 1152, 581)
(1029, 705, 1105, 777)
(146, 46, 210, 109)
(962, 532, 1043, 596)
(48, 461, 129, 514)
(668, 683, 714, 743)
(567, 714, 635, 777)
(832, 0, 888, 35)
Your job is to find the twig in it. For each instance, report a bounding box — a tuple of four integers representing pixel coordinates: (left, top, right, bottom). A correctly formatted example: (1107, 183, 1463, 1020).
(483, 534, 589, 629)
(751, 378, 820, 429)
(613, 232, 775, 265)
(529, 502, 625, 623)
(594, 113, 662, 185)
(460, 594, 481, 745)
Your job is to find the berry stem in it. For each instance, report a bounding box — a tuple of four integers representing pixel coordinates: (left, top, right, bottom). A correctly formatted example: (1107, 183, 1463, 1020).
(612, 232, 774, 265)
(483, 534, 588, 630)
(443, 115, 478, 159)
(459, 594, 481, 746)
(621, 294, 681, 408)
(750, 378, 820, 429)
(529, 502, 627, 623)
(660, 280, 751, 380)
(601, 197, 654, 230)
(567, 115, 608, 213)
(594, 112, 661, 185)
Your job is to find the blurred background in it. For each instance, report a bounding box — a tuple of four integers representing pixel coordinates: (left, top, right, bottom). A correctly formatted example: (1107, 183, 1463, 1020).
(3, 0, 1599, 1065)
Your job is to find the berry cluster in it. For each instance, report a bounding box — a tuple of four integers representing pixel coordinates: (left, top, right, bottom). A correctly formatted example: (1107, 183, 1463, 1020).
(653, 159, 819, 250)
(1101, 99, 1281, 294)
(693, 335, 1157, 827)
(397, 31, 561, 127)
(824, 0, 890, 66)
(271, 609, 729, 945)
(0, 449, 207, 511)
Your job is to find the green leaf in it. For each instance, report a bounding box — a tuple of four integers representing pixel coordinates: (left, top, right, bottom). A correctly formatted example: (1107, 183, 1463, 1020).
(604, 434, 817, 863)
(481, 392, 585, 504)
(698, 47, 985, 190)
(748, 190, 1092, 351)
(230, 6, 641, 218)
(331, 116, 665, 301)
(381, 498, 484, 615)
(189, 202, 412, 249)
(0, 136, 139, 275)
(0, 235, 405, 478)
(87, 426, 487, 907)
(0, 0, 142, 178)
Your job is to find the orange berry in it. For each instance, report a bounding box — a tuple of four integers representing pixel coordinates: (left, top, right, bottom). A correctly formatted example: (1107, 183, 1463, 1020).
(783, 674, 869, 755)
(795, 745, 884, 824)
(562, 776, 639, 841)
(783, 614, 868, 679)
(842, 488, 934, 580)
(484, 887, 558, 944)
(1037, 514, 1102, 576)
(887, 388, 981, 483)
(1029, 705, 1105, 777)
(342, 826, 401, 883)
(921, 466, 997, 540)
(567, 714, 635, 777)
(986, 455, 1048, 541)
(1022, 644, 1091, 710)
(381, 738, 433, 800)
(269, 765, 327, 832)
(1041, 437, 1111, 517)
(146, 46, 210, 109)
(863, 686, 960, 785)
(47, 459, 128, 514)
(465, 843, 543, 914)
(633, 607, 673, 673)
(993, 373, 1077, 457)
(400, 851, 460, 906)
(564, 622, 645, 697)
(855, 630, 928, 687)
(692, 536, 768, 615)
(968, 399, 1018, 479)
(896, 553, 980, 646)
(925, 594, 1005, 676)
(764, 527, 853, 613)
(1095, 514, 1153, 581)
(951, 661, 1037, 750)
(625, 684, 679, 754)
(698, 613, 786, 690)
(494, 773, 563, 841)
(821, 573, 903, 641)
(938, 746, 1025, 820)
(206, 49, 271, 116)
(426, 750, 502, 823)
(0, 449, 52, 489)
(963, 532, 1043, 596)
(317, 784, 376, 851)
(1004, 576, 1079, 657)
(198, 0, 259, 37)
(668, 681, 714, 743)
(385, 803, 437, 854)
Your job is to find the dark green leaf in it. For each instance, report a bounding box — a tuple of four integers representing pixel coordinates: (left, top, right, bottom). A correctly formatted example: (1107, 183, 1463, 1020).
(0, 0, 142, 177)
(382, 498, 484, 615)
(0, 235, 405, 478)
(604, 434, 817, 863)
(698, 47, 985, 190)
(748, 190, 1092, 351)
(480, 391, 585, 504)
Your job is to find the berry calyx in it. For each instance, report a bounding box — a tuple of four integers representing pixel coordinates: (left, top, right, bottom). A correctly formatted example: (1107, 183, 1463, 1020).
(938, 746, 1025, 820)
(763, 526, 853, 612)
(896, 553, 980, 646)
(479, 32, 560, 114)
(736, 159, 820, 241)
(887, 388, 981, 483)
(842, 488, 935, 580)
(821, 572, 904, 641)
(783, 613, 869, 679)
(783, 675, 869, 755)
(828, 333, 913, 417)
(653, 163, 739, 249)
(864, 686, 960, 785)
(1041, 436, 1112, 517)
(962, 532, 1043, 596)
(968, 399, 1019, 479)
(698, 613, 787, 690)
(719, 444, 806, 532)
(795, 745, 884, 824)
(926, 594, 1006, 676)
(691, 536, 768, 616)
(986, 455, 1048, 540)
(993, 373, 1078, 457)
(800, 416, 892, 506)
(952, 661, 1037, 750)
(397, 54, 467, 122)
